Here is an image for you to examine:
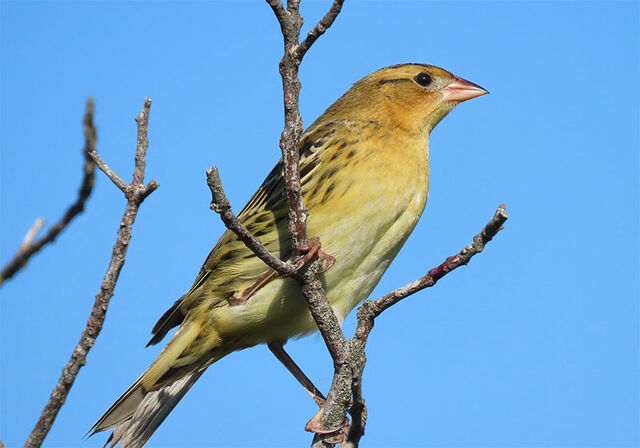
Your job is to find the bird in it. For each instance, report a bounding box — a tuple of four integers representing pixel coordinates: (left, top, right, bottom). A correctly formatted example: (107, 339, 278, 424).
(90, 63, 488, 447)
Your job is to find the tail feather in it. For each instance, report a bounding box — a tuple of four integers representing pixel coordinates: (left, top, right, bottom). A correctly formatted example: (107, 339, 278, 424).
(89, 377, 146, 434)
(91, 370, 204, 448)
(91, 321, 225, 447)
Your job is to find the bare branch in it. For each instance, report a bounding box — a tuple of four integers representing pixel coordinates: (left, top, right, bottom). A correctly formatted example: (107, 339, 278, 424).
(340, 204, 509, 444)
(369, 204, 508, 318)
(87, 149, 129, 193)
(87, 99, 158, 202)
(23, 99, 159, 448)
(295, 0, 345, 61)
(266, 0, 288, 28)
(0, 98, 97, 287)
(344, 350, 366, 448)
(299, 266, 348, 364)
(206, 166, 297, 276)
(133, 98, 152, 185)
(0, 437, 6, 448)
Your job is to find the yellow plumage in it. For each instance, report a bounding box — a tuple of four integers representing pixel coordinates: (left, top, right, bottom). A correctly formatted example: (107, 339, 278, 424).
(91, 63, 487, 447)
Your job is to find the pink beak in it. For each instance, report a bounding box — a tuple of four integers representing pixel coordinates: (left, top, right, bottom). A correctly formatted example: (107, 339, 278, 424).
(441, 77, 489, 102)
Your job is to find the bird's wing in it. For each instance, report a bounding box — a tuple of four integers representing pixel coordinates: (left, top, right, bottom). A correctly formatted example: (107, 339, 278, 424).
(147, 122, 339, 346)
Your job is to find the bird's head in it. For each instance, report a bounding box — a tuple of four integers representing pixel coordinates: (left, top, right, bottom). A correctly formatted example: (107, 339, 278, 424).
(322, 63, 488, 137)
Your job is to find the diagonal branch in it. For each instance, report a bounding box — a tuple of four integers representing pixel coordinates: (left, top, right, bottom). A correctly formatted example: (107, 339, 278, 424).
(369, 203, 508, 318)
(88, 148, 128, 193)
(206, 166, 296, 276)
(0, 98, 97, 287)
(23, 98, 159, 448)
(294, 0, 345, 60)
(266, 0, 288, 28)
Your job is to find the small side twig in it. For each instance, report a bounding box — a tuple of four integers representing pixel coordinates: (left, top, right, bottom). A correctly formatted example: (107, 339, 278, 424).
(294, 0, 345, 60)
(0, 98, 97, 287)
(368, 203, 508, 319)
(87, 99, 158, 202)
(23, 98, 159, 448)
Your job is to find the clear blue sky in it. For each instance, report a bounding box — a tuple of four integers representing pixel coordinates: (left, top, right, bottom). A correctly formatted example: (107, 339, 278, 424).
(1, 1, 638, 447)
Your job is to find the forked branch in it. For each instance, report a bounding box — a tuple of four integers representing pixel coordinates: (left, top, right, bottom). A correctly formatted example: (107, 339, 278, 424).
(23, 98, 159, 448)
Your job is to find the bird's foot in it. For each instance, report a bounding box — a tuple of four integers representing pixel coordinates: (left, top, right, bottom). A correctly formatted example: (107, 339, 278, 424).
(292, 236, 336, 274)
(229, 237, 334, 306)
(305, 407, 350, 445)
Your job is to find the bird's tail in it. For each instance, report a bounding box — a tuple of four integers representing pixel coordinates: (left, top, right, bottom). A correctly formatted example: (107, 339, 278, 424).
(90, 321, 228, 447)
(91, 370, 204, 448)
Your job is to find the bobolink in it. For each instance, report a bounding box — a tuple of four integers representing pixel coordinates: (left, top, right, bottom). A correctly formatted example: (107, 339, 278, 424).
(91, 63, 488, 447)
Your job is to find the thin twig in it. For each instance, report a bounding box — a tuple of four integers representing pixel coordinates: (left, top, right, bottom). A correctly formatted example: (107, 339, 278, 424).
(206, 166, 296, 276)
(266, 0, 288, 27)
(87, 149, 129, 193)
(370, 204, 508, 318)
(0, 98, 97, 287)
(295, 0, 345, 60)
(23, 98, 159, 448)
(133, 98, 151, 185)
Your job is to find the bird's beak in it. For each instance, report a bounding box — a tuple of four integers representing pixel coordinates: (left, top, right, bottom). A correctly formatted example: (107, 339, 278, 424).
(441, 77, 489, 102)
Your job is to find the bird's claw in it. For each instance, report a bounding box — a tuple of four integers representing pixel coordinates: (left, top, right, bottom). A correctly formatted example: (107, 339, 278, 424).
(292, 236, 336, 274)
(305, 408, 350, 446)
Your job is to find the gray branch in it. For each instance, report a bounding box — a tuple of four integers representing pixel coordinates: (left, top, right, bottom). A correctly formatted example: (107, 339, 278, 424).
(205, 166, 297, 276)
(23, 98, 159, 448)
(0, 98, 97, 287)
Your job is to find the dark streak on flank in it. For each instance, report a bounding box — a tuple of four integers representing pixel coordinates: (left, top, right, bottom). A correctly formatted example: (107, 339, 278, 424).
(310, 183, 323, 199)
(321, 182, 337, 204)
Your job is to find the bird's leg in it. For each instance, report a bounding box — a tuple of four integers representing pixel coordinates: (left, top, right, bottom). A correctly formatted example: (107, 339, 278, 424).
(230, 237, 335, 306)
(229, 269, 280, 306)
(268, 342, 349, 444)
(268, 341, 326, 406)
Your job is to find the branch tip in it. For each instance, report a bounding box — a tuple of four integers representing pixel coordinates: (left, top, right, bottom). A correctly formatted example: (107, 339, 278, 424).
(0, 99, 98, 287)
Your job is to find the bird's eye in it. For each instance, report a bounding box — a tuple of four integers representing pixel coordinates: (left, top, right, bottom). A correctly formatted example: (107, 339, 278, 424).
(414, 72, 432, 87)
